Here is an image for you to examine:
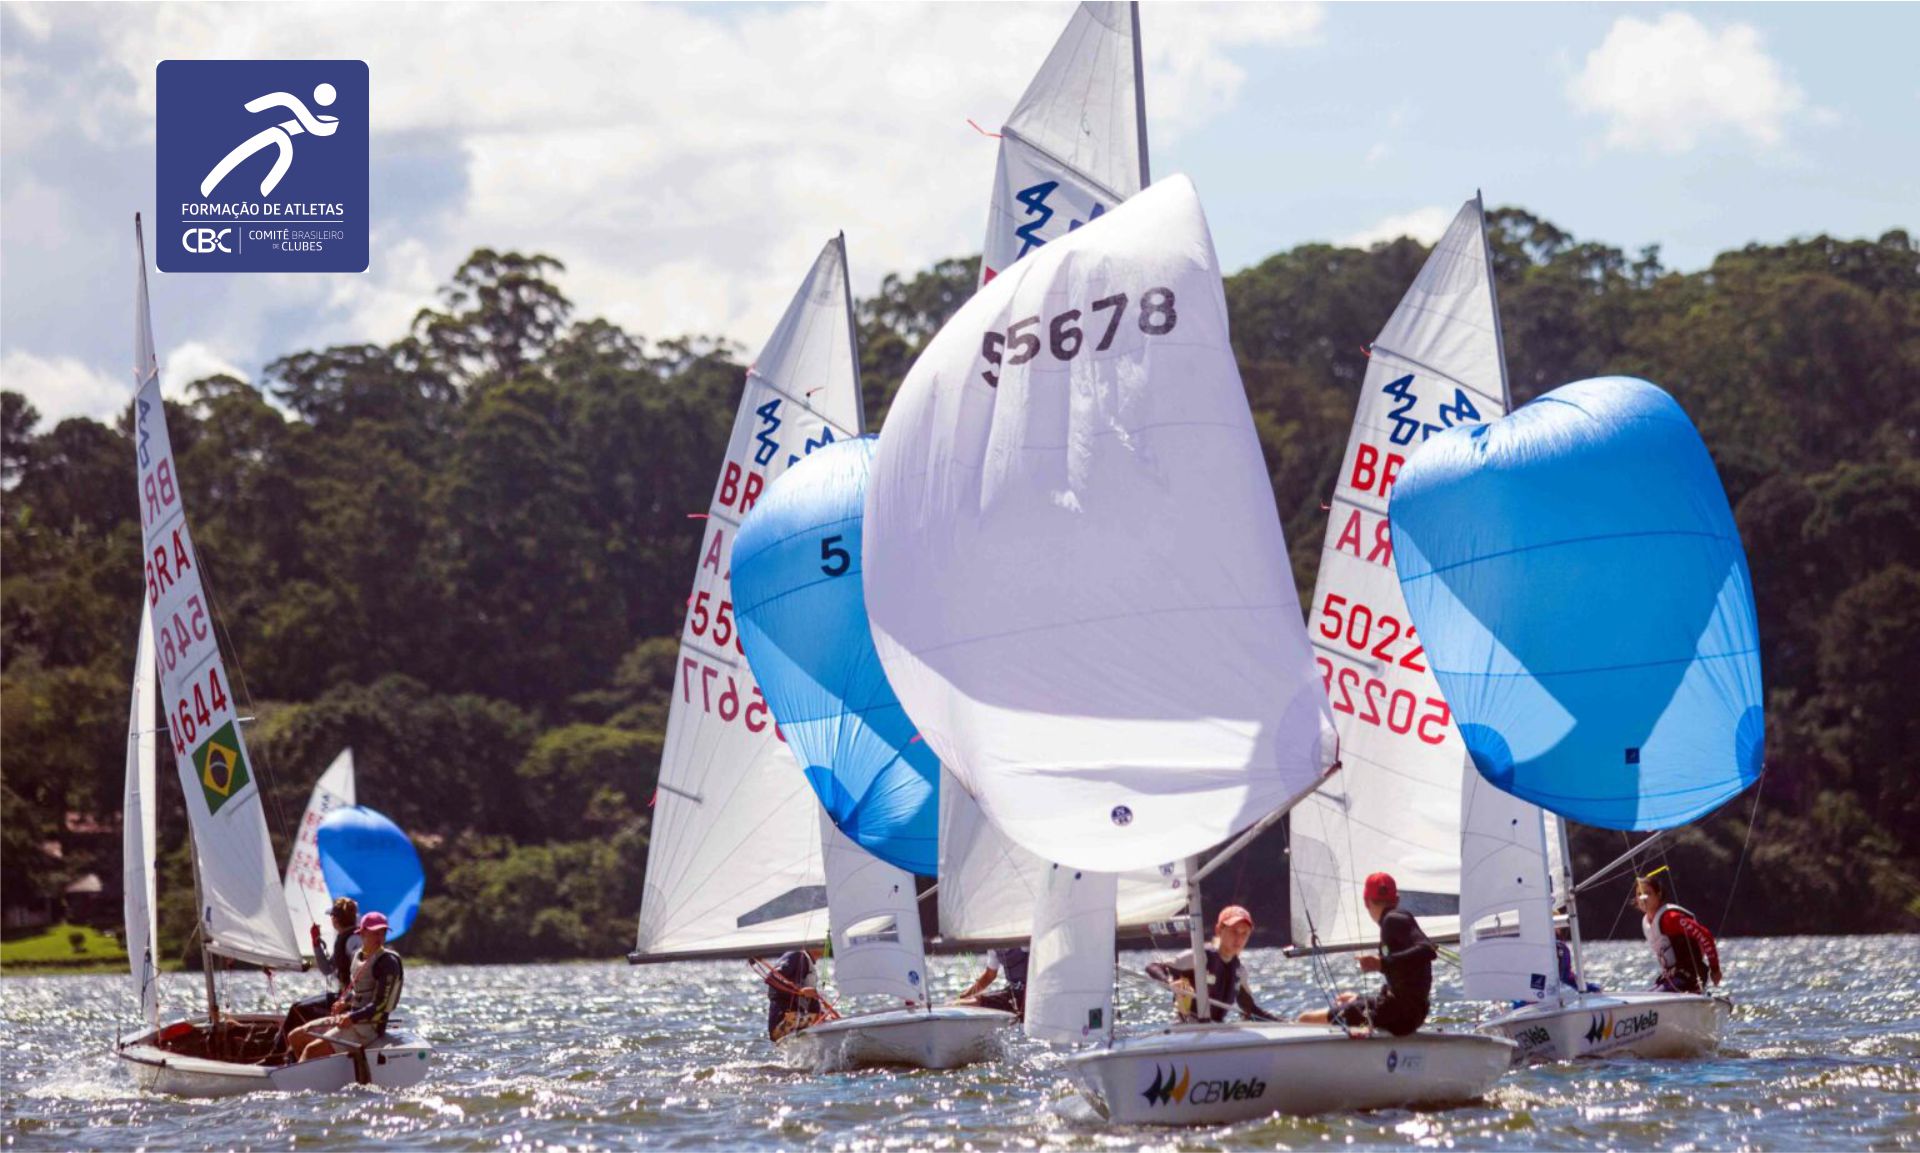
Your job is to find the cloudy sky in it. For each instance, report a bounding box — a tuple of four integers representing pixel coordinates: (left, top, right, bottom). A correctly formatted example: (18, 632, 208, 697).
(3, 2, 1914, 424)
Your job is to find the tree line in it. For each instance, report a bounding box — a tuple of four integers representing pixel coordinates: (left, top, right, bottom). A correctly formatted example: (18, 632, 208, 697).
(3, 214, 1914, 965)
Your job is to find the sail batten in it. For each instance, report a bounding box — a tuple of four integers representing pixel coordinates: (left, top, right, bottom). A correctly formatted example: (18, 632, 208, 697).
(635, 237, 866, 959)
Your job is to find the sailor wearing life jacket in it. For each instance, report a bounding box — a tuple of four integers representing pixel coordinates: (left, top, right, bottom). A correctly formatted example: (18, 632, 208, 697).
(1634, 868, 1722, 994)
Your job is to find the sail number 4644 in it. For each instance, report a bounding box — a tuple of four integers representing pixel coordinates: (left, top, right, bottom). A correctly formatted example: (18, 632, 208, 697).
(980, 287, 1178, 387)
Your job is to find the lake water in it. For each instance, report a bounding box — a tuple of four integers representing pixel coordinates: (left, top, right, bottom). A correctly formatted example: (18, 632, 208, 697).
(4, 936, 1915, 1150)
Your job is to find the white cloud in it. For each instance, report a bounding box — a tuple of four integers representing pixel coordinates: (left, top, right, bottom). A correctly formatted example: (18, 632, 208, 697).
(2, 350, 127, 424)
(1342, 206, 1453, 248)
(165, 341, 249, 393)
(1567, 12, 1807, 154)
(3, 2, 1319, 390)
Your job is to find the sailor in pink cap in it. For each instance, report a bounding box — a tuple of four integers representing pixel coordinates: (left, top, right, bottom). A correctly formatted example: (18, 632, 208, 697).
(290, 910, 406, 1062)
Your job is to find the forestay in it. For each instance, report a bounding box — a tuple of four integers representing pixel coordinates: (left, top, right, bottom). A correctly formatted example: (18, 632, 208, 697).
(130, 218, 303, 970)
(866, 176, 1337, 874)
(636, 236, 865, 957)
(283, 749, 355, 953)
(1290, 197, 1522, 950)
(122, 606, 160, 1027)
(734, 437, 939, 876)
(979, 1, 1145, 285)
(936, 771, 1184, 941)
(1391, 377, 1765, 831)
(1024, 866, 1118, 1043)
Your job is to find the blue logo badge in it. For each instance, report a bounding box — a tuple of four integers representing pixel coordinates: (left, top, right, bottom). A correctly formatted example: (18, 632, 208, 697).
(156, 60, 369, 273)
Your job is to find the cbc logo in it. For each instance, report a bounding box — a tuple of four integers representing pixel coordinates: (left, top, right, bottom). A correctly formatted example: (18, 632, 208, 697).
(182, 227, 234, 254)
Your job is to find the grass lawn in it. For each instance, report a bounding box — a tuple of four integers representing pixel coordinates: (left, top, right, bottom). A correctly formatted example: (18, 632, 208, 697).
(1, 922, 129, 972)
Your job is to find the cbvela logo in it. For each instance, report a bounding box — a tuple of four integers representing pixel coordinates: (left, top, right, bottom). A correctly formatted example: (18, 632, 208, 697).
(1140, 1064, 1267, 1108)
(1584, 1008, 1659, 1047)
(156, 60, 368, 273)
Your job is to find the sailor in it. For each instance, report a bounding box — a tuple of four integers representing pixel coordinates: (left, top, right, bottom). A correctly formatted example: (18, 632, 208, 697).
(275, 897, 361, 1053)
(1144, 905, 1281, 1023)
(1556, 907, 1600, 994)
(957, 944, 1028, 1019)
(291, 911, 404, 1062)
(1635, 868, 1721, 993)
(1299, 872, 1434, 1037)
(763, 946, 826, 1041)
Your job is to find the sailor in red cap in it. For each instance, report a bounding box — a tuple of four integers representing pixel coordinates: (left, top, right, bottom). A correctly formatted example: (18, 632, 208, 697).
(1144, 904, 1282, 1023)
(1298, 872, 1436, 1037)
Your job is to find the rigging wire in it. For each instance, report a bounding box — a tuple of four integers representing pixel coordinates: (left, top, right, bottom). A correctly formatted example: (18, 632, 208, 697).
(1718, 773, 1766, 932)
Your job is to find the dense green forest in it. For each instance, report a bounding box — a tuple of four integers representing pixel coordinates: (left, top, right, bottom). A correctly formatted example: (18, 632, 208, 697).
(4, 212, 1915, 966)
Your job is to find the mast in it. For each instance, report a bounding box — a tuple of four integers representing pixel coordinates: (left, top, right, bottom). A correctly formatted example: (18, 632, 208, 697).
(1131, 1, 1150, 188)
(837, 232, 866, 436)
(1556, 816, 1587, 1005)
(1184, 856, 1207, 1016)
(1476, 190, 1512, 411)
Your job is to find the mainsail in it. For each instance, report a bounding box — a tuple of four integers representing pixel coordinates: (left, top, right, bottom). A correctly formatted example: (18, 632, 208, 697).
(283, 748, 355, 954)
(130, 217, 302, 970)
(865, 176, 1336, 875)
(1390, 376, 1765, 831)
(122, 605, 161, 1027)
(1289, 197, 1522, 951)
(979, 1, 1146, 286)
(635, 237, 865, 958)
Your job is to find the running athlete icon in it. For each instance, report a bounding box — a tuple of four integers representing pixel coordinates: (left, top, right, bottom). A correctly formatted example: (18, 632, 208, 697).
(200, 83, 341, 198)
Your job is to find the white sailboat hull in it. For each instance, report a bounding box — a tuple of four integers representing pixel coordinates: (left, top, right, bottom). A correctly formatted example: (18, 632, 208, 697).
(1066, 1022, 1514, 1124)
(1479, 990, 1733, 1064)
(117, 1014, 431, 1097)
(776, 1005, 1011, 1071)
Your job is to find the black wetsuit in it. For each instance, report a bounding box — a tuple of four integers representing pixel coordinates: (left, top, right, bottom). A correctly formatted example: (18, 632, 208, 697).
(765, 950, 822, 1040)
(1334, 907, 1434, 1036)
(1145, 949, 1280, 1023)
(277, 931, 361, 1048)
(343, 950, 404, 1033)
(976, 946, 1029, 1017)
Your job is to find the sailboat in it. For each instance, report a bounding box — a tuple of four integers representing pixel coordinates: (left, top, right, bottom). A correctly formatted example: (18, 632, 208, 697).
(864, 176, 1515, 1124)
(283, 748, 354, 956)
(1288, 197, 1528, 958)
(731, 436, 1012, 1069)
(1392, 375, 1755, 1062)
(940, 0, 1188, 958)
(115, 218, 430, 1096)
(631, 237, 965, 1068)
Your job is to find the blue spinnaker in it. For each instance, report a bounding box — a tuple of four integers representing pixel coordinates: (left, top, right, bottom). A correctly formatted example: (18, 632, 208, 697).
(1389, 377, 1764, 831)
(317, 806, 425, 940)
(733, 436, 939, 875)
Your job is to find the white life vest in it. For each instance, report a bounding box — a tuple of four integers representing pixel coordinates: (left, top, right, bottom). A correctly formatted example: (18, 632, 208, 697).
(1641, 902, 1699, 975)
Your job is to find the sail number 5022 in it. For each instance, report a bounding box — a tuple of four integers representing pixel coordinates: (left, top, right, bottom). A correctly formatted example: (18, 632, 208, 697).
(980, 287, 1178, 387)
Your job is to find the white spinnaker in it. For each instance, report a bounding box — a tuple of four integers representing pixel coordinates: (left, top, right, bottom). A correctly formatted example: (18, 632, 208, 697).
(1025, 866, 1118, 1043)
(819, 809, 928, 1003)
(123, 604, 160, 1027)
(980, 1, 1145, 286)
(937, 767, 1184, 941)
(867, 176, 1336, 874)
(636, 237, 865, 957)
(1289, 197, 1527, 950)
(1459, 768, 1558, 1002)
(283, 749, 355, 956)
(131, 218, 303, 970)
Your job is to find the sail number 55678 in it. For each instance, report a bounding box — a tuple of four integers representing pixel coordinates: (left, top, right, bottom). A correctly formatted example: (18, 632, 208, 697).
(980, 287, 1178, 387)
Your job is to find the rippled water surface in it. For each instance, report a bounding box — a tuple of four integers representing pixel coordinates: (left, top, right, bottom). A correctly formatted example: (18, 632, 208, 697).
(4, 936, 1916, 1150)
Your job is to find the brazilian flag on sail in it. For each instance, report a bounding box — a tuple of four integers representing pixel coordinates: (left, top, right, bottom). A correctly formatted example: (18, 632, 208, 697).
(193, 721, 252, 815)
